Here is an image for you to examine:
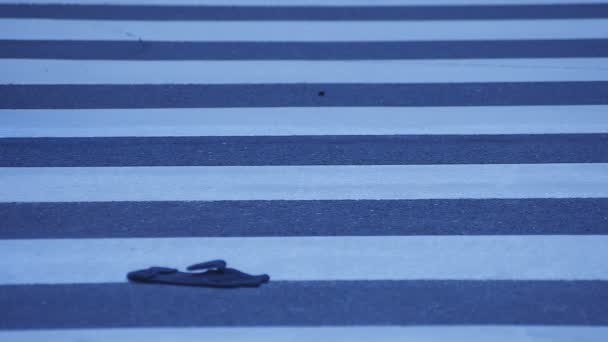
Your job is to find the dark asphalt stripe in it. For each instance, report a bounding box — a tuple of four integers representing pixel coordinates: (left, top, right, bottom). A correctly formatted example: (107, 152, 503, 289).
(2, 134, 607, 167)
(2, 82, 607, 109)
(2, 40, 607, 60)
(2, 199, 607, 238)
(2, 280, 607, 329)
(2, 4, 608, 20)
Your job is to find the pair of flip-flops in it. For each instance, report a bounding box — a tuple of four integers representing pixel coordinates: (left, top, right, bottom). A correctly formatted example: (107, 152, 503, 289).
(128, 260, 270, 288)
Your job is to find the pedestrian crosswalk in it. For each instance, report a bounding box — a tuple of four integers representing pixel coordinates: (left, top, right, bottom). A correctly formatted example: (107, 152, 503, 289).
(1, 0, 607, 340)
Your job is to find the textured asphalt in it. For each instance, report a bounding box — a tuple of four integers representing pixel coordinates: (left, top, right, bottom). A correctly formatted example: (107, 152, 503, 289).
(3, 281, 608, 329)
(2, 134, 608, 167)
(2, 199, 608, 239)
(2, 4, 608, 20)
(3, 40, 608, 60)
(2, 82, 608, 109)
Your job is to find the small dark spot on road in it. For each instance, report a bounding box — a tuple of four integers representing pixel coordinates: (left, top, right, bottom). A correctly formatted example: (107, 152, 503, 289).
(318, 91, 325, 97)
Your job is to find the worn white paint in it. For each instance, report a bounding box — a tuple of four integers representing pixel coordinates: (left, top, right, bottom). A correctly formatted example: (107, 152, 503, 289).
(1, 164, 608, 202)
(2, 326, 608, 342)
(2, 106, 607, 137)
(3, 19, 607, 41)
(2, 59, 607, 84)
(2, 235, 608, 284)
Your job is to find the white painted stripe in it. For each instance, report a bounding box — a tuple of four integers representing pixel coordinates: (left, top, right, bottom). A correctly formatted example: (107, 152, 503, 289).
(3, 19, 607, 41)
(2, 106, 608, 137)
(2, 326, 608, 342)
(2, 235, 607, 284)
(2, 59, 608, 85)
(1, 164, 607, 202)
(0, 0, 604, 5)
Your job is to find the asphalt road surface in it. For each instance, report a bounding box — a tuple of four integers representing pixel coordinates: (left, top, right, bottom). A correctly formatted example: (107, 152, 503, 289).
(1, 0, 608, 341)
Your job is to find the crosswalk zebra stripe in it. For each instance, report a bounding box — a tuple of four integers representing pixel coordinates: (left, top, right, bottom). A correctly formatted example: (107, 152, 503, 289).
(2, 164, 607, 202)
(2, 106, 608, 137)
(3, 82, 607, 109)
(2, 326, 608, 341)
(3, 40, 607, 60)
(3, 199, 607, 238)
(4, 19, 607, 41)
(3, 59, 608, 84)
(2, 236, 608, 284)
